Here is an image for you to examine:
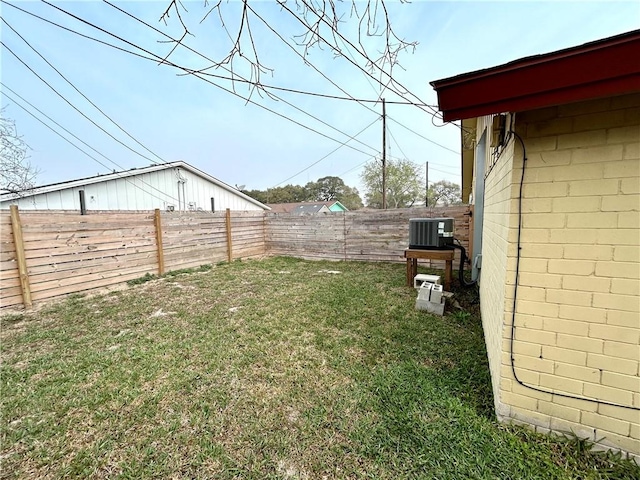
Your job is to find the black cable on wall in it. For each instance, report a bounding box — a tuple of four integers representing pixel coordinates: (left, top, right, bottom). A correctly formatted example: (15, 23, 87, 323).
(508, 130, 639, 412)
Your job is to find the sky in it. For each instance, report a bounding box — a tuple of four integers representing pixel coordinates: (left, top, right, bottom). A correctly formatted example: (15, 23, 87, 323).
(1, 0, 639, 200)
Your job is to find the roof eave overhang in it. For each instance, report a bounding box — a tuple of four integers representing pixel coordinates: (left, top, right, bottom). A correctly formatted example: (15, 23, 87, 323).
(430, 30, 640, 122)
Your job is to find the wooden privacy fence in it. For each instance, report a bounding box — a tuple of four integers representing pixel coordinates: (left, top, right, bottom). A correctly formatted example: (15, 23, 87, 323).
(266, 205, 472, 266)
(1, 205, 470, 309)
(0, 208, 265, 309)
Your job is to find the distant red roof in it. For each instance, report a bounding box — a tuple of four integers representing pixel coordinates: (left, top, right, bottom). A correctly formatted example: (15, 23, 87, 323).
(430, 29, 640, 122)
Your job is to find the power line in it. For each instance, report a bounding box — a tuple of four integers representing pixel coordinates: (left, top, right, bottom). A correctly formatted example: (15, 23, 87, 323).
(272, 117, 380, 188)
(1, 83, 182, 204)
(234, 2, 460, 162)
(335, 157, 375, 178)
(430, 166, 461, 177)
(4, 0, 433, 108)
(1, 16, 166, 165)
(290, 0, 474, 137)
(45, 0, 379, 157)
(107, 0, 395, 162)
(281, 0, 440, 117)
(1, 1, 165, 63)
(32, 0, 381, 159)
(4, 0, 462, 196)
(245, 4, 382, 111)
(108, 0, 434, 106)
(387, 126, 460, 177)
(338, 34, 382, 101)
(1, 40, 165, 166)
(388, 116, 459, 154)
(272, 0, 467, 147)
(294, 0, 462, 132)
(387, 126, 410, 161)
(2, 90, 181, 205)
(4, 0, 459, 161)
(105, 0, 459, 157)
(3, 0, 377, 159)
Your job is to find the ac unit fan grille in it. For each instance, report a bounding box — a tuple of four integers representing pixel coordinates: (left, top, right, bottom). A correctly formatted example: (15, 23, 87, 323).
(409, 218, 454, 249)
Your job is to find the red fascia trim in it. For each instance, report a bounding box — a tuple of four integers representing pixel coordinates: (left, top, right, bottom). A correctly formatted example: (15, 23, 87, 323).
(431, 31, 640, 122)
(441, 73, 640, 122)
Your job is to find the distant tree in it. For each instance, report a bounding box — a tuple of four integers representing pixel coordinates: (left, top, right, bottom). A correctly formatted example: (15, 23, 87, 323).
(305, 176, 363, 210)
(242, 189, 268, 204)
(243, 176, 363, 209)
(242, 184, 309, 204)
(0, 112, 37, 195)
(427, 180, 462, 206)
(336, 188, 364, 211)
(360, 158, 422, 208)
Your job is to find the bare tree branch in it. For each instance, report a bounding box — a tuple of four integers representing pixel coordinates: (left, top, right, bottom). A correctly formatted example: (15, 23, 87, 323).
(158, 0, 193, 65)
(157, 0, 416, 96)
(0, 110, 38, 196)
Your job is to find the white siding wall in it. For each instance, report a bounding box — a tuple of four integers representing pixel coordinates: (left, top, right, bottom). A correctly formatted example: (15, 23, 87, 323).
(1, 167, 264, 212)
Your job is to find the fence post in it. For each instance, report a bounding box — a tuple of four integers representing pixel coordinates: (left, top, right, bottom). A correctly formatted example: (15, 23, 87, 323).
(154, 209, 165, 275)
(262, 212, 268, 256)
(225, 208, 233, 263)
(9, 205, 32, 309)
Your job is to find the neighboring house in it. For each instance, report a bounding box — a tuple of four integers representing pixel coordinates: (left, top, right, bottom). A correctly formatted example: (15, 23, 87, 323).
(268, 200, 348, 214)
(0, 161, 269, 212)
(431, 30, 640, 458)
(324, 200, 349, 212)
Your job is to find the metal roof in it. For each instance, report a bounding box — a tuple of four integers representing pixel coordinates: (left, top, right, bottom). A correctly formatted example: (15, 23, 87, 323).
(0, 161, 270, 210)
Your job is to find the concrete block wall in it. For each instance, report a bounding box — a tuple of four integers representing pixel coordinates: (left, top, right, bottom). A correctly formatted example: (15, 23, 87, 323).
(479, 92, 640, 457)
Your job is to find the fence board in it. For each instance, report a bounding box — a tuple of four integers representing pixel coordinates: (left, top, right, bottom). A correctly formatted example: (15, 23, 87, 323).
(0, 268, 19, 282)
(1, 294, 23, 309)
(29, 262, 160, 294)
(25, 251, 157, 276)
(23, 247, 158, 269)
(31, 271, 155, 301)
(1, 283, 22, 297)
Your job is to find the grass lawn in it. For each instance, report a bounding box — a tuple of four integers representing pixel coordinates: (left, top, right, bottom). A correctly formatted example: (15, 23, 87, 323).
(1, 257, 638, 479)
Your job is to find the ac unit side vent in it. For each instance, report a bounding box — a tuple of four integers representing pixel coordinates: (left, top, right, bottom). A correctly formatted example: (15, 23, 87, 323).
(409, 218, 455, 249)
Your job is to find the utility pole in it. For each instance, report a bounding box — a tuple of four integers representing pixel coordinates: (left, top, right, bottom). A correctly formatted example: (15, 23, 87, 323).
(425, 161, 429, 207)
(382, 98, 387, 210)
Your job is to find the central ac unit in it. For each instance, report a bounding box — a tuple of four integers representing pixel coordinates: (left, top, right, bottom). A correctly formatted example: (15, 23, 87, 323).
(409, 218, 454, 249)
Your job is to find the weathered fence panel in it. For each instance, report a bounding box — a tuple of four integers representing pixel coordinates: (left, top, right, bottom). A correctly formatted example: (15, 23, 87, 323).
(162, 212, 229, 271)
(19, 211, 158, 303)
(159, 211, 266, 272)
(265, 206, 471, 269)
(230, 211, 267, 260)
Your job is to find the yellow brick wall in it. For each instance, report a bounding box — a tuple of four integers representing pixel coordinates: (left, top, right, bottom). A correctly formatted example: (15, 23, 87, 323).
(478, 92, 640, 457)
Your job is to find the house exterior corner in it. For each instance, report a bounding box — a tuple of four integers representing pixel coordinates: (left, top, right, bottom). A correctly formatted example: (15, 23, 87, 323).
(476, 92, 640, 457)
(432, 30, 640, 458)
